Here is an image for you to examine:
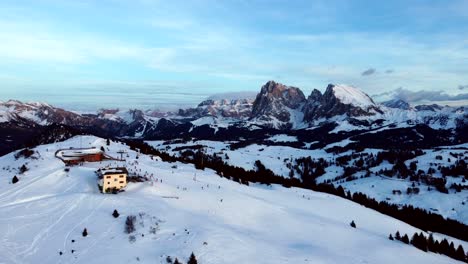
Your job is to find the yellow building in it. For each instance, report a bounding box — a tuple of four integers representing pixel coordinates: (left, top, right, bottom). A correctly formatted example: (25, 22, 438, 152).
(97, 167, 128, 193)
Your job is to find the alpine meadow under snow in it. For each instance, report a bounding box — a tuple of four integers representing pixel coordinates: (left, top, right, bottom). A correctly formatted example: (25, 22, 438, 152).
(0, 136, 465, 264)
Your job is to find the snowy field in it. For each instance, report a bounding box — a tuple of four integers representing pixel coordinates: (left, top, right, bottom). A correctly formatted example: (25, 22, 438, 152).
(0, 136, 464, 263)
(148, 140, 468, 224)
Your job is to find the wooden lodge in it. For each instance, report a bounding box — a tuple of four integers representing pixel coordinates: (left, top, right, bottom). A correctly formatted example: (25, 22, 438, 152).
(55, 148, 104, 165)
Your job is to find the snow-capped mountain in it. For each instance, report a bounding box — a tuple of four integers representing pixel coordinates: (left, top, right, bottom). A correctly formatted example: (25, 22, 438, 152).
(303, 84, 383, 122)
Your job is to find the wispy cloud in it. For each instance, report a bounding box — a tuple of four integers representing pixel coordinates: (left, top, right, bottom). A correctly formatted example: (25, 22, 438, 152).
(361, 68, 376, 76)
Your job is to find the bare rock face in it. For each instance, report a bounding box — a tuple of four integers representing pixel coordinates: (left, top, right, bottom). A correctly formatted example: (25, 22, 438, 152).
(303, 84, 382, 122)
(251, 80, 306, 123)
(381, 99, 411, 110)
(178, 98, 253, 119)
(302, 89, 322, 120)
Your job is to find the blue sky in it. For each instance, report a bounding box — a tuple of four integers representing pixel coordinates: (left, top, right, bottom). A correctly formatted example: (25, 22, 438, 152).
(1, 0, 468, 110)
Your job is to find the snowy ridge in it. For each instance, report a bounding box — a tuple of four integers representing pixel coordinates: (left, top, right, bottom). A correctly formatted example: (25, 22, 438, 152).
(332, 84, 376, 108)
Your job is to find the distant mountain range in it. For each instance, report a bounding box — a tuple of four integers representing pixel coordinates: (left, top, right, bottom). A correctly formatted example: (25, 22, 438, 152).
(1, 80, 467, 155)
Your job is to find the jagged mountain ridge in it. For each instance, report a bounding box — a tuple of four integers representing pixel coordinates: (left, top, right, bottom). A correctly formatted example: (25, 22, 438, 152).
(1, 81, 467, 138)
(179, 98, 253, 119)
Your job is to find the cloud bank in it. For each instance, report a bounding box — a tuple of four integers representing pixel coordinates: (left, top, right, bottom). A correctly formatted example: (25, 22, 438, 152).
(374, 87, 468, 106)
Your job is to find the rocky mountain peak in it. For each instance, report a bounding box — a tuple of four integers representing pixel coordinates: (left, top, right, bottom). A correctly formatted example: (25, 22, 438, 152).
(303, 84, 382, 122)
(256, 81, 306, 107)
(251, 81, 306, 125)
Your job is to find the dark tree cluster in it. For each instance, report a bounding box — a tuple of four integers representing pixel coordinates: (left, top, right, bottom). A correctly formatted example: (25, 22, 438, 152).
(392, 231, 467, 262)
(376, 149, 425, 164)
(345, 190, 468, 242)
(450, 183, 468, 192)
(165, 252, 197, 264)
(125, 215, 136, 234)
(440, 159, 468, 179)
(14, 148, 35, 159)
(292, 157, 328, 185)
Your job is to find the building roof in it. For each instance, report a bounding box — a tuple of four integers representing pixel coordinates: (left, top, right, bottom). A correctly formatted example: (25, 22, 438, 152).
(98, 167, 128, 175)
(55, 148, 103, 161)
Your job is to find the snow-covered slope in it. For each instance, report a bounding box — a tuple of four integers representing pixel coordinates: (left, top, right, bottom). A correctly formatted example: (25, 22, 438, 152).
(148, 139, 468, 224)
(0, 136, 464, 263)
(332, 84, 376, 108)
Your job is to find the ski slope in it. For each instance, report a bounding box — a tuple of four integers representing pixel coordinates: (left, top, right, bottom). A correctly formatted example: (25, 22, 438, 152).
(147, 140, 468, 224)
(0, 136, 464, 263)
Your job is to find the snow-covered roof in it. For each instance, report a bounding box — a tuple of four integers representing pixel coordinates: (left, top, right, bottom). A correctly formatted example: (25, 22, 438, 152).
(98, 167, 128, 175)
(55, 148, 103, 161)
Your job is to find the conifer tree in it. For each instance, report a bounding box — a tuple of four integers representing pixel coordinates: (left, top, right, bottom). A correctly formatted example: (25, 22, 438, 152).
(449, 242, 456, 258)
(440, 239, 450, 255)
(350, 220, 356, 228)
(112, 209, 119, 218)
(395, 231, 401, 241)
(427, 234, 436, 253)
(12, 175, 19, 184)
(433, 240, 441, 253)
(454, 245, 466, 261)
(411, 232, 427, 252)
(187, 252, 197, 264)
(19, 164, 28, 174)
(401, 234, 410, 244)
(82, 228, 88, 237)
